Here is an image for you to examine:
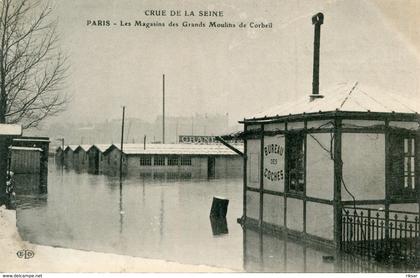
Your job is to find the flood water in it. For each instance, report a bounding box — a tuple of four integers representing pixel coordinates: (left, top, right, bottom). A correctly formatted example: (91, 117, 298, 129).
(15, 164, 396, 272)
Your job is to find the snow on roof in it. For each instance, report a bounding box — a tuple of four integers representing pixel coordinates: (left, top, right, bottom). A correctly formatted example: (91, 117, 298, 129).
(74, 144, 92, 152)
(108, 143, 244, 156)
(0, 124, 22, 136)
(13, 138, 49, 142)
(64, 145, 79, 151)
(246, 82, 420, 120)
(89, 144, 112, 153)
(10, 146, 43, 152)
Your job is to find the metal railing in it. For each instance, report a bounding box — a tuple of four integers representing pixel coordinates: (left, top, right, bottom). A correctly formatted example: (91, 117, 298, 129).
(341, 206, 419, 267)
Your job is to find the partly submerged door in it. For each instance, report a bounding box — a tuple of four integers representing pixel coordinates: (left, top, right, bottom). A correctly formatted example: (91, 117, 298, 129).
(208, 156, 215, 178)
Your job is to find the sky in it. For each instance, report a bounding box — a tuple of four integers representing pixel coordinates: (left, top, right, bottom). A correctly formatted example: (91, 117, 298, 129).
(41, 0, 420, 127)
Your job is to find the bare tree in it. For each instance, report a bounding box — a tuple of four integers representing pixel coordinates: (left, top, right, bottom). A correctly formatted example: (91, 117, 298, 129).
(0, 0, 68, 206)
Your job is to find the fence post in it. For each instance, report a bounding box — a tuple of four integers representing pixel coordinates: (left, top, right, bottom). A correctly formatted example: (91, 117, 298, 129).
(385, 205, 390, 252)
(333, 118, 342, 250)
(416, 215, 419, 262)
(367, 209, 371, 255)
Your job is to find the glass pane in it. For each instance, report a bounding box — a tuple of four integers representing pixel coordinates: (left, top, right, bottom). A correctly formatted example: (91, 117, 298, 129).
(411, 139, 415, 155)
(404, 176, 408, 188)
(411, 157, 415, 172)
(404, 139, 408, 153)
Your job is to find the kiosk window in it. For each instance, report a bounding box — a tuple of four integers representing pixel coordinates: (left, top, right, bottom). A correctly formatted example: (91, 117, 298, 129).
(390, 134, 416, 199)
(286, 133, 305, 194)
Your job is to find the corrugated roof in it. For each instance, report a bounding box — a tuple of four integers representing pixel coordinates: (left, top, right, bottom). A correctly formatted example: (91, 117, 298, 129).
(246, 82, 420, 120)
(109, 143, 244, 156)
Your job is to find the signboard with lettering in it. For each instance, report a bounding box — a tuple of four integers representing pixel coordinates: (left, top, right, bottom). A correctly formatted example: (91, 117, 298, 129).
(263, 135, 285, 192)
(0, 124, 22, 136)
(179, 135, 242, 144)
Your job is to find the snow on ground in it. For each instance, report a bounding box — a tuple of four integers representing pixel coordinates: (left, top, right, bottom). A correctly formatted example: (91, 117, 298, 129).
(0, 206, 234, 272)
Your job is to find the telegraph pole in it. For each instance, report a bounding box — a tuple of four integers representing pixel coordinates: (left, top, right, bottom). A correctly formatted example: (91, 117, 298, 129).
(162, 74, 165, 144)
(119, 106, 125, 180)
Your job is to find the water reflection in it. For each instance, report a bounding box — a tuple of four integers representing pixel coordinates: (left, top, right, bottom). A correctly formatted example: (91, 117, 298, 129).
(241, 228, 412, 272)
(210, 217, 229, 236)
(15, 167, 408, 272)
(17, 167, 244, 270)
(119, 180, 124, 234)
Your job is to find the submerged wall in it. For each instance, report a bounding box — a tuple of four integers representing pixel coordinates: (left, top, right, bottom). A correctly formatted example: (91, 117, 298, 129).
(244, 121, 336, 243)
(342, 133, 385, 201)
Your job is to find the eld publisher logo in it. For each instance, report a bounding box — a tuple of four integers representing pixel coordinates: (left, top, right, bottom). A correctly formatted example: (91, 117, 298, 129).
(16, 249, 34, 259)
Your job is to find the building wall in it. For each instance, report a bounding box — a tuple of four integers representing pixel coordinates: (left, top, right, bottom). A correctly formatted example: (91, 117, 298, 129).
(122, 154, 241, 179)
(245, 121, 337, 242)
(286, 198, 304, 232)
(64, 150, 74, 168)
(87, 148, 104, 174)
(55, 149, 64, 164)
(246, 190, 260, 220)
(98, 152, 106, 173)
(11, 150, 41, 174)
(247, 139, 261, 189)
(306, 202, 334, 240)
(306, 133, 334, 200)
(263, 194, 284, 226)
(13, 174, 41, 195)
(103, 148, 127, 175)
(342, 133, 385, 201)
(214, 156, 243, 178)
(244, 118, 419, 246)
(74, 150, 89, 172)
(12, 137, 49, 189)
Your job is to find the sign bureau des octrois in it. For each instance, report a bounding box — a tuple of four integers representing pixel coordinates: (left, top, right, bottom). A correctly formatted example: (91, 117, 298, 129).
(179, 135, 242, 145)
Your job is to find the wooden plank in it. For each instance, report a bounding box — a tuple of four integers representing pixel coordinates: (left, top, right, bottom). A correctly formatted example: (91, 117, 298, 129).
(254, 188, 334, 205)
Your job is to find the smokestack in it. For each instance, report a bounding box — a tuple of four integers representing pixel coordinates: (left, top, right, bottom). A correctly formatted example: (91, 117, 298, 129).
(310, 12, 324, 102)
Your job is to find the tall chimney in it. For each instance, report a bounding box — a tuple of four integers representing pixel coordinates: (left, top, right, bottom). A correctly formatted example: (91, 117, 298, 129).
(310, 12, 324, 102)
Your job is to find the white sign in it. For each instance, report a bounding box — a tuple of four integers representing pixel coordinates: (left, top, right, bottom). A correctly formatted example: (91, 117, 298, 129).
(263, 135, 285, 192)
(0, 124, 22, 136)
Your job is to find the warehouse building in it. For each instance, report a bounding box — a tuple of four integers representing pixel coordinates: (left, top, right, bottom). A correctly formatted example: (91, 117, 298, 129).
(87, 144, 111, 174)
(73, 145, 91, 172)
(101, 143, 243, 178)
(63, 145, 78, 168)
(10, 136, 50, 193)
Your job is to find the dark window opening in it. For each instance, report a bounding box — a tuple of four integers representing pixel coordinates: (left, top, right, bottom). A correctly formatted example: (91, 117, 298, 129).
(168, 156, 179, 166)
(154, 156, 165, 166)
(286, 133, 305, 194)
(181, 156, 192, 166)
(140, 155, 152, 166)
(389, 134, 416, 199)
